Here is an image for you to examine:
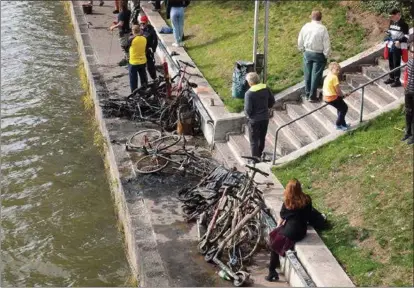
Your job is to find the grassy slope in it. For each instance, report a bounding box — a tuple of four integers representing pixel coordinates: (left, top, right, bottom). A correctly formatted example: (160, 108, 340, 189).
(184, 1, 370, 112)
(273, 108, 413, 286)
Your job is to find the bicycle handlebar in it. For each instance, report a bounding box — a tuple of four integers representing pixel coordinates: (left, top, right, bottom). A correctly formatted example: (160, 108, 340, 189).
(245, 165, 269, 177)
(178, 59, 195, 69)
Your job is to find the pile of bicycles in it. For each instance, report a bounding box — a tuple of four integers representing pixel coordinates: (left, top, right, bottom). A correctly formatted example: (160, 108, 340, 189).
(127, 129, 217, 178)
(101, 60, 202, 133)
(178, 156, 277, 287)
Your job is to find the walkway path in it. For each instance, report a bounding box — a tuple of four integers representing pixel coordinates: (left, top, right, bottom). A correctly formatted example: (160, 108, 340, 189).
(70, 1, 288, 286)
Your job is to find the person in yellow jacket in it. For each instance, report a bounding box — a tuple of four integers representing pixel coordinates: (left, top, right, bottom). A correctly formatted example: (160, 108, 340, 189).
(128, 25, 148, 92)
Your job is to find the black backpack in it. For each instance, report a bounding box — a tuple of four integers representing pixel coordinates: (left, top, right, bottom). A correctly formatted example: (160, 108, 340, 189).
(309, 207, 328, 230)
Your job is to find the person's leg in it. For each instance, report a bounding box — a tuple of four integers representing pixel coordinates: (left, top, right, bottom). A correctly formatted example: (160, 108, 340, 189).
(118, 34, 129, 65)
(391, 48, 402, 86)
(258, 120, 269, 158)
(303, 52, 313, 100)
(154, 0, 161, 10)
(386, 48, 396, 83)
(327, 99, 342, 127)
(170, 7, 181, 44)
(248, 121, 261, 158)
(146, 51, 157, 80)
(310, 53, 326, 101)
(176, 7, 184, 44)
(179, 8, 185, 43)
(129, 64, 138, 92)
(403, 92, 414, 140)
(337, 98, 348, 127)
(266, 251, 280, 281)
(137, 64, 148, 87)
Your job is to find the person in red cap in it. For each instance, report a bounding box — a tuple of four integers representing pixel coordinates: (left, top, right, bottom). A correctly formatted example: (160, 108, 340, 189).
(139, 15, 158, 80)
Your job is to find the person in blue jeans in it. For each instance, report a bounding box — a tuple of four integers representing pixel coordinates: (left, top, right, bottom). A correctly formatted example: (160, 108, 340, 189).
(128, 25, 148, 92)
(166, 0, 189, 47)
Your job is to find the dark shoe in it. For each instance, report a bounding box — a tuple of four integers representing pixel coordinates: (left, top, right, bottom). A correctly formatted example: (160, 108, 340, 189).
(99, 1, 104, 6)
(308, 98, 318, 103)
(384, 78, 394, 85)
(401, 134, 412, 141)
(118, 59, 128, 66)
(112, 9, 119, 14)
(407, 137, 414, 145)
(390, 81, 401, 88)
(265, 270, 279, 282)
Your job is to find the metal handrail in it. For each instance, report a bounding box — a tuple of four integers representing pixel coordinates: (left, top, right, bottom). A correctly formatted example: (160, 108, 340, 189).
(272, 63, 407, 164)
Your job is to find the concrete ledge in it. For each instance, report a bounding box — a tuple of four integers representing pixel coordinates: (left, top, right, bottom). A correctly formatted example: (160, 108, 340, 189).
(66, 2, 169, 286)
(274, 43, 384, 108)
(141, 4, 246, 142)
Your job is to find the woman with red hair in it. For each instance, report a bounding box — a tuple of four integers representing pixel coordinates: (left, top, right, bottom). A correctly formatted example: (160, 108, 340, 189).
(266, 179, 313, 282)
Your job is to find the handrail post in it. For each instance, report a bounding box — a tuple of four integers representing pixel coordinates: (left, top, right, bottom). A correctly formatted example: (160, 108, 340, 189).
(359, 87, 364, 123)
(272, 130, 279, 165)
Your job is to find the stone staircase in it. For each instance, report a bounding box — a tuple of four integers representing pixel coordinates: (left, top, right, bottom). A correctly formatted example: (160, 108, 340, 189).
(216, 58, 406, 166)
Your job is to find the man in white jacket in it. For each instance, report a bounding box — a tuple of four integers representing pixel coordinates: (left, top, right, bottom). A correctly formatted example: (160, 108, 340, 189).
(298, 10, 331, 102)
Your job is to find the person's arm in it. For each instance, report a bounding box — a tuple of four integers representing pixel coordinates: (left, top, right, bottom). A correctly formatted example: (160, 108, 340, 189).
(400, 21, 410, 43)
(267, 88, 275, 108)
(298, 25, 305, 52)
(334, 77, 347, 97)
(110, 13, 124, 31)
(323, 27, 331, 58)
(244, 91, 253, 118)
(151, 27, 158, 51)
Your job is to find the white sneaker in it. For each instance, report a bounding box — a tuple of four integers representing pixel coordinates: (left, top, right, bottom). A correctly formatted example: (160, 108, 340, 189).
(172, 42, 180, 47)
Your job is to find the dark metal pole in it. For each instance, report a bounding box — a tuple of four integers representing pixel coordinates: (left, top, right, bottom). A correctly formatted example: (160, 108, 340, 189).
(359, 87, 364, 123)
(253, 0, 259, 70)
(263, 0, 269, 82)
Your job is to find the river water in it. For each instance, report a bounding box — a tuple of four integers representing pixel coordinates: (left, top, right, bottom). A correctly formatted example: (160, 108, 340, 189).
(1, 1, 130, 286)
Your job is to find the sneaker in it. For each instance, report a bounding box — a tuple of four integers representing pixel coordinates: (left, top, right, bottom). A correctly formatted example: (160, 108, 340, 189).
(172, 42, 180, 47)
(401, 134, 412, 141)
(341, 124, 351, 130)
(384, 78, 394, 85)
(336, 125, 349, 131)
(118, 58, 128, 66)
(390, 81, 401, 88)
(113, 9, 119, 14)
(99, 1, 104, 6)
(407, 137, 414, 145)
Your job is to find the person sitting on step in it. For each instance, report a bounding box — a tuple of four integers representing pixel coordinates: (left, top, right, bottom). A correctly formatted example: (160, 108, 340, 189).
(266, 179, 313, 282)
(323, 62, 350, 131)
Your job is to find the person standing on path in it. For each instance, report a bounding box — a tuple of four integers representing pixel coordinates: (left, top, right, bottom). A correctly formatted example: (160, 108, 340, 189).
(244, 72, 275, 160)
(298, 10, 331, 102)
(323, 62, 350, 131)
(383, 8, 409, 88)
(402, 33, 414, 145)
(109, 2, 131, 66)
(113, 0, 120, 13)
(128, 25, 148, 92)
(166, 0, 190, 47)
(139, 15, 158, 80)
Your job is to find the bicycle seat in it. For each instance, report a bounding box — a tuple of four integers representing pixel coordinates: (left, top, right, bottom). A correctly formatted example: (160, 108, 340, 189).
(178, 59, 196, 69)
(245, 165, 269, 177)
(188, 82, 198, 88)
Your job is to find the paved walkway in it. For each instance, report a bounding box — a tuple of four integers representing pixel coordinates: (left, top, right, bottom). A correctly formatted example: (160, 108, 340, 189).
(73, 1, 288, 286)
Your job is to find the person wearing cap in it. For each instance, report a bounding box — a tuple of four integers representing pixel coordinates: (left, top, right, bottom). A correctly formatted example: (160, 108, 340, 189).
(139, 15, 158, 80)
(127, 25, 148, 92)
(384, 8, 409, 87)
(298, 10, 331, 102)
(402, 33, 414, 145)
(244, 72, 275, 161)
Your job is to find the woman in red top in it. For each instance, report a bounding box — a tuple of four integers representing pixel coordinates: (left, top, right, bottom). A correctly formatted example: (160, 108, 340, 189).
(266, 179, 312, 282)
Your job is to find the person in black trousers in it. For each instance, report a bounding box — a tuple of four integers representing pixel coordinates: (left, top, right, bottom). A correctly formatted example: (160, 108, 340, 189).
(139, 15, 158, 80)
(384, 8, 409, 88)
(244, 72, 275, 161)
(402, 34, 414, 145)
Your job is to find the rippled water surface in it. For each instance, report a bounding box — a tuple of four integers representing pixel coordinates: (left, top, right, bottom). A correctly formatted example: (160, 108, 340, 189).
(1, 1, 130, 286)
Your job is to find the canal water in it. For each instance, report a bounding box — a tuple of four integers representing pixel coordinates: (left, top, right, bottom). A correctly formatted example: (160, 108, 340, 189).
(1, 1, 130, 286)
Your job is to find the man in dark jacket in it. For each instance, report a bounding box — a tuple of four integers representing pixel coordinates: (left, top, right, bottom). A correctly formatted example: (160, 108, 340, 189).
(244, 72, 275, 160)
(402, 33, 414, 145)
(139, 15, 158, 80)
(384, 8, 409, 87)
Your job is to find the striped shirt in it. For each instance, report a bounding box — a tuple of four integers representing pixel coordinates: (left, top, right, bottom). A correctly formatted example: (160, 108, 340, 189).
(406, 59, 414, 93)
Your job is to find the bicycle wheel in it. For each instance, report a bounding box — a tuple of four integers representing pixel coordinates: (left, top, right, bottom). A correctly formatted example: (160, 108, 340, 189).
(136, 154, 169, 174)
(236, 219, 262, 262)
(126, 129, 162, 151)
(153, 134, 181, 151)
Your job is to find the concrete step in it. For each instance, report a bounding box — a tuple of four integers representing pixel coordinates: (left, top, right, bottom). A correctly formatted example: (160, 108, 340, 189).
(243, 125, 295, 159)
(228, 134, 253, 165)
(213, 142, 244, 171)
(339, 83, 378, 117)
(301, 100, 338, 132)
(345, 74, 396, 108)
(362, 65, 404, 100)
(285, 103, 330, 141)
(271, 111, 314, 149)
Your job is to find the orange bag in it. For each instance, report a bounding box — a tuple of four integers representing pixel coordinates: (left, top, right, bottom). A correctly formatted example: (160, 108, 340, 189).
(402, 48, 408, 62)
(403, 67, 408, 88)
(384, 42, 389, 60)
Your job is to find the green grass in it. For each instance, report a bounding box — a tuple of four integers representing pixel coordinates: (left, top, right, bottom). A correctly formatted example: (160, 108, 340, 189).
(183, 1, 373, 112)
(272, 108, 413, 286)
